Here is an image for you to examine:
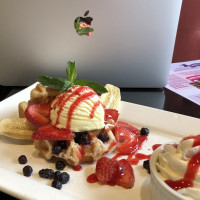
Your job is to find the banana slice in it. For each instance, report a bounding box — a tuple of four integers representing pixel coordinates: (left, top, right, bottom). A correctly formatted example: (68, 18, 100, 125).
(100, 84, 121, 110)
(0, 118, 35, 139)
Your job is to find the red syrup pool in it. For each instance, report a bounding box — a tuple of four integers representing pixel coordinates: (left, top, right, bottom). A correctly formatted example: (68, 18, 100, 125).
(72, 165, 82, 171)
(87, 173, 98, 183)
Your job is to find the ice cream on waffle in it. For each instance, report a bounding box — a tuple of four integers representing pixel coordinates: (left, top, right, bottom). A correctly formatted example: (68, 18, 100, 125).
(30, 84, 118, 166)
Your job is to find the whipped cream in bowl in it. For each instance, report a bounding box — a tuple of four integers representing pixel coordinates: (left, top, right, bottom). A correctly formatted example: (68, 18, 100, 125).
(150, 135, 200, 200)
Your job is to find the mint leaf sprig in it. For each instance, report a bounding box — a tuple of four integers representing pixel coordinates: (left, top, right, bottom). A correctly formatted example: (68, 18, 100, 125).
(37, 61, 108, 94)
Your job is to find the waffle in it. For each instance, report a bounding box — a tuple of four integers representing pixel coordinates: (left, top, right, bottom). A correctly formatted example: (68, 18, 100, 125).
(18, 83, 59, 118)
(28, 83, 60, 105)
(34, 124, 116, 166)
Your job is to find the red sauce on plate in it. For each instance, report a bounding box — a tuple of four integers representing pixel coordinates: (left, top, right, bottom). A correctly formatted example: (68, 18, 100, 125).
(87, 173, 98, 183)
(73, 165, 83, 171)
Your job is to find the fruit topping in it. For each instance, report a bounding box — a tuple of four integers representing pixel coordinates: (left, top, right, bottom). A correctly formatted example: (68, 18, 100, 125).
(51, 179, 62, 190)
(94, 157, 135, 189)
(56, 160, 66, 170)
(95, 157, 119, 183)
(114, 122, 149, 155)
(74, 132, 90, 145)
(116, 159, 135, 189)
(52, 141, 68, 154)
(52, 145, 62, 155)
(114, 126, 138, 154)
(39, 168, 55, 179)
(38, 167, 70, 190)
(117, 121, 140, 134)
(18, 155, 27, 164)
(143, 160, 150, 174)
(54, 171, 61, 179)
(25, 103, 50, 127)
(57, 172, 70, 184)
(97, 133, 109, 143)
(57, 141, 67, 149)
(105, 109, 119, 123)
(140, 127, 150, 136)
(23, 165, 33, 177)
(31, 123, 75, 141)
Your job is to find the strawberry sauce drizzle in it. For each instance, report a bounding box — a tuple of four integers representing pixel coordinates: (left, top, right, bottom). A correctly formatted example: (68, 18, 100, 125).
(90, 100, 101, 118)
(52, 86, 102, 130)
(67, 91, 96, 129)
(152, 144, 162, 151)
(55, 92, 77, 126)
(165, 136, 200, 191)
(112, 135, 149, 164)
(53, 86, 79, 125)
(76, 145, 85, 165)
(182, 134, 200, 147)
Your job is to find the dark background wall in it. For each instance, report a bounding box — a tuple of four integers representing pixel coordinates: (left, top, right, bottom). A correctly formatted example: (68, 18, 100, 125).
(173, 0, 200, 62)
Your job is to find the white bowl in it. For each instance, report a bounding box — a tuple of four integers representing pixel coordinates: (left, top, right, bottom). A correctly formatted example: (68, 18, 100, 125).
(150, 146, 191, 200)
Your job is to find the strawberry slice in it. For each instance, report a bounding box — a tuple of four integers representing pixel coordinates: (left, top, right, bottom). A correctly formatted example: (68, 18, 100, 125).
(25, 103, 50, 127)
(94, 157, 135, 189)
(116, 159, 135, 189)
(95, 157, 119, 183)
(114, 126, 138, 154)
(105, 109, 119, 123)
(117, 121, 140, 134)
(32, 123, 75, 140)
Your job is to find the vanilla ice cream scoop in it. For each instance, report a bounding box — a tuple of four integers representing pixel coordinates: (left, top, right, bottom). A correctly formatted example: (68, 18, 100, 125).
(50, 85, 105, 132)
(156, 135, 200, 200)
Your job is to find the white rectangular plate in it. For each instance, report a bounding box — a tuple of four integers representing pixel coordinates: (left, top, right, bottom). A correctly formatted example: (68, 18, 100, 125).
(0, 83, 200, 200)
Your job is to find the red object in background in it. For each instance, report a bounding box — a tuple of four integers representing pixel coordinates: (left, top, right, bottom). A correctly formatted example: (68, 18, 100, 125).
(173, 0, 200, 62)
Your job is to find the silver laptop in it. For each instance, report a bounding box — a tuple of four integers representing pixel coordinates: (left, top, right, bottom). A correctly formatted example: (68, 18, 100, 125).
(0, 0, 182, 88)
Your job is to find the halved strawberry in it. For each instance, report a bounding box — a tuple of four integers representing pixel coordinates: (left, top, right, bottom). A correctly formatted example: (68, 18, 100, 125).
(32, 123, 75, 140)
(114, 126, 138, 154)
(25, 103, 50, 127)
(116, 159, 135, 189)
(117, 121, 140, 134)
(105, 109, 119, 123)
(94, 157, 135, 189)
(95, 157, 119, 183)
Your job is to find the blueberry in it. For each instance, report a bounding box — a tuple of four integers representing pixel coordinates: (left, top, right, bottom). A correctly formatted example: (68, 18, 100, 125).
(23, 165, 33, 177)
(39, 168, 55, 179)
(57, 141, 67, 149)
(54, 171, 62, 179)
(97, 133, 109, 143)
(52, 145, 62, 154)
(18, 155, 27, 164)
(143, 160, 150, 174)
(56, 160, 66, 170)
(59, 172, 70, 184)
(75, 132, 90, 145)
(140, 128, 150, 136)
(51, 179, 62, 190)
